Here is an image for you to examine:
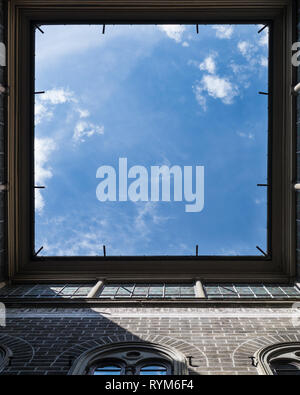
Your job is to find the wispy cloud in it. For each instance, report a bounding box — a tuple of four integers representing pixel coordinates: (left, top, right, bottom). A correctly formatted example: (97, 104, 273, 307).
(134, 202, 171, 238)
(35, 87, 104, 143)
(35, 137, 56, 213)
(212, 25, 234, 39)
(38, 202, 172, 256)
(77, 108, 90, 118)
(35, 88, 75, 125)
(258, 26, 269, 46)
(238, 41, 252, 59)
(40, 88, 75, 105)
(237, 131, 255, 140)
(73, 121, 104, 142)
(194, 74, 239, 110)
(157, 25, 186, 43)
(199, 55, 217, 74)
(237, 40, 268, 67)
(260, 56, 268, 67)
(35, 102, 53, 126)
(254, 198, 265, 205)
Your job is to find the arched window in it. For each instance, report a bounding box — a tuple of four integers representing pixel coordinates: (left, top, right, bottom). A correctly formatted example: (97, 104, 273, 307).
(0, 345, 12, 373)
(270, 360, 300, 375)
(69, 342, 187, 375)
(255, 342, 300, 375)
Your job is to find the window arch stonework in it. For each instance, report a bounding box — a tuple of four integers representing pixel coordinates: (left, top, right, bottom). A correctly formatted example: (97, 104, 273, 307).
(255, 342, 300, 375)
(0, 345, 12, 373)
(69, 342, 188, 375)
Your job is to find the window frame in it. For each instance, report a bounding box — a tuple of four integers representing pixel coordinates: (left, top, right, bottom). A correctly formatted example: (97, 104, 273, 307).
(89, 359, 171, 375)
(0, 345, 12, 373)
(6, 0, 296, 282)
(69, 342, 187, 375)
(90, 360, 126, 375)
(255, 342, 300, 375)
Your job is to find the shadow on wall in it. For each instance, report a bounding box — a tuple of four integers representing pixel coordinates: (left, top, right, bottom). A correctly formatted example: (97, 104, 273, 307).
(0, 307, 208, 375)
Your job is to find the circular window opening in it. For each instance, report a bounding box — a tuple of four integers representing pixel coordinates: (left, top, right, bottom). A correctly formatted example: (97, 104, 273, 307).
(125, 351, 141, 359)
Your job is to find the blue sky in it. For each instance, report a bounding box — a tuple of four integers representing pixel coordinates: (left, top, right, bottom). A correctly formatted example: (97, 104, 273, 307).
(34, 24, 269, 256)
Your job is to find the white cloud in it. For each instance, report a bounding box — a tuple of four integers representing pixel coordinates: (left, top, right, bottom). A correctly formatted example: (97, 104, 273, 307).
(255, 198, 264, 205)
(134, 202, 171, 238)
(199, 55, 217, 74)
(40, 203, 172, 256)
(42, 229, 101, 256)
(77, 108, 90, 118)
(202, 75, 238, 104)
(238, 40, 268, 68)
(157, 25, 186, 43)
(237, 131, 255, 140)
(40, 88, 75, 105)
(212, 25, 234, 39)
(73, 121, 104, 142)
(238, 41, 252, 58)
(35, 88, 75, 125)
(35, 137, 56, 213)
(260, 56, 268, 67)
(35, 102, 53, 125)
(135, 202, 156, 237)
(194, 74, 239, 109)
(182, 41, 189, 47)
(36, 25, 104, 66)
(258, 27, 269, 46)
(35, 88, 104, 143)
(193, 86, 208, 111)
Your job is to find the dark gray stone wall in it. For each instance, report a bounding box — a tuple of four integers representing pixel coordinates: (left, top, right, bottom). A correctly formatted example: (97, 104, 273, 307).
(0, 0, 6, 282)
(297, 0, 300, 279)
(0, 307, 299, 375)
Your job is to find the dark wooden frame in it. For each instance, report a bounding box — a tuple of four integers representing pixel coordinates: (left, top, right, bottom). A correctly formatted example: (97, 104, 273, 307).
(6, 0, 296, 283)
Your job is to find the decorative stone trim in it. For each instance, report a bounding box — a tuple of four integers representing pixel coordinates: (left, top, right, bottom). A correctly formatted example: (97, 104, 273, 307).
(254, 341, 300, 375)
(53, 334, 208, 374)
(0, 334, 34, 372)
(232, 334, 300, 371)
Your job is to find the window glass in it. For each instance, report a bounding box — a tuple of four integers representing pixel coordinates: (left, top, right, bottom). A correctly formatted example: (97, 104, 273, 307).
(271, 360, 300, 376)
(140, 365, 168, 375)
(93, 365, 122, 375)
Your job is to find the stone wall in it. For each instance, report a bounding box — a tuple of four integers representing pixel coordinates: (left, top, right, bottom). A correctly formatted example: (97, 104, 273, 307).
(0, 0, 6, 282)
(0, 306, 299, 375)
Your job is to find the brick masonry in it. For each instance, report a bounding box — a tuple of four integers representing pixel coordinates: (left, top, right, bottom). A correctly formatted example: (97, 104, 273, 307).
(0, 306, 299, 375)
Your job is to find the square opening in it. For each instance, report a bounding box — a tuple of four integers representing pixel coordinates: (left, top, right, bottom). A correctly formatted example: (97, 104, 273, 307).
(34, 23, 269, 258)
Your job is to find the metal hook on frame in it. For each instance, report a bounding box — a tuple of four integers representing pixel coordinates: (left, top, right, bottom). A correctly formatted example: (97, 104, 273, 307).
(256, 246, 267, 257)
(35, 25, 44, 34)
(258, 24, 268, 34)
(249, 356, 258, 367)
(34, 246, 44, 257)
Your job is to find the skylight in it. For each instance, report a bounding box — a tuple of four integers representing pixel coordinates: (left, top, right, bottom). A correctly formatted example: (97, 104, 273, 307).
(34, 24, 269, 257)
